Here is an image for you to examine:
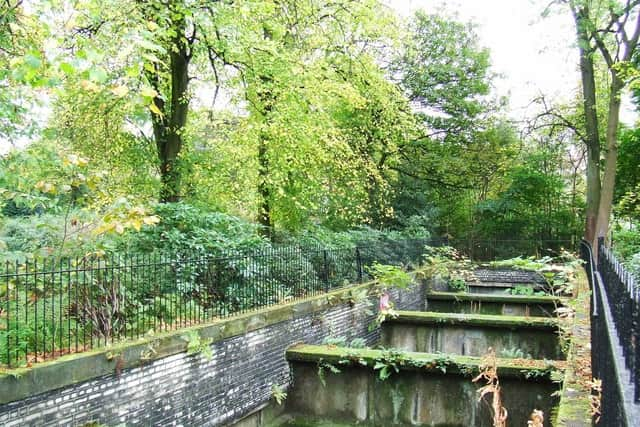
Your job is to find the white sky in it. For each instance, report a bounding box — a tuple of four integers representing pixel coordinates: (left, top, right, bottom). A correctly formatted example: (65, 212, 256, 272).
(386, 0, 637, 124)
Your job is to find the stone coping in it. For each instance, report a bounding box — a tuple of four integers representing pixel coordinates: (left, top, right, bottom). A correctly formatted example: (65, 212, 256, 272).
(0, 279, 387, 405)
(386, 311, 561, 330)
(427, 291, 563, 305)
(286, 344, 564, 381)
(555, 269, 595, 426)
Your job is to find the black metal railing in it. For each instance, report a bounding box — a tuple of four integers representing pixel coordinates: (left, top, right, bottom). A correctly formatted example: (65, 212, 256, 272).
(598, 241, 640, 400)
(1, 240, 437, 368)
(449, 238, 575, 261)
(0, 237, 575, 368)
(581, 239, 640, 426)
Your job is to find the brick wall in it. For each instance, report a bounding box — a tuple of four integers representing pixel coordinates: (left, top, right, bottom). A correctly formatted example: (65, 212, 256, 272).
(0, 283, 425, 427)
(474, 268, 544, 284)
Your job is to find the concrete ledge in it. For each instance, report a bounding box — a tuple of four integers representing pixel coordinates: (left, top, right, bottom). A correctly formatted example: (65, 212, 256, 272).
(554, 268, 593, 426)
(387, 311, 561, 331)
(427, 291, 562, 305)
(0, 279, 385, 405)
(552, 269, 600, 425)
(286, 344, 564, 381)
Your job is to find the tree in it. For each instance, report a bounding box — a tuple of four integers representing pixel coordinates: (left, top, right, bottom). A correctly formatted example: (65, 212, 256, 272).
(206, 0, 401, 235)
(0, 1, 49, 143)
(394, 11, 493, 143)
(142, 1, 194, 203)
(388, 11, 503, 234)
(559, 0, 640, 249)
(616, 126, 640, 201)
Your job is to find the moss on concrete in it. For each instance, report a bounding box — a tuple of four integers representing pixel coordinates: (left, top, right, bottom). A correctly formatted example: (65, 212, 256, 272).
(285, 349, 561, 426)
(387, 310, 561, 330)
(286, 344, 564, 381)
(427, 291, 562, 305)
(555, 268, 593, 427)
(382, 322, 563, 360)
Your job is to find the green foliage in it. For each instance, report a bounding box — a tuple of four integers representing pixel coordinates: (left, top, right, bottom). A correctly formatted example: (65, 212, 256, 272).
(422, 245, 476, 286)
(448, 278, 468, 293)
(490, 256, 551, 271)
(615, 127, 640, 204)
(373, 348, 410, 381)
(340, 287, 370, 307)
(612, 229, 640, 279)
(349, 338, 368, 349)
(322, 336, 368, 349)
(120, 203, 268, 255)
(617, 185, 640, 222)
(367, 263, 413, 291)
(317, 359, 342, 387)
(506, 285, 545, 297)
(396, 11, 491, 138)
(627, 253, 640, 280)
(474, 149, 581, 244)
(271, 384, 287, 405)
(491, 251, 582, 296)
(182, 331, 213, 360)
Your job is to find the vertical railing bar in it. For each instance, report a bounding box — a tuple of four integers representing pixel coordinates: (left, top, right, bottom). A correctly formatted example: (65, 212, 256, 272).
(6, 261, 11, 367)
(34, 258, 38, 364)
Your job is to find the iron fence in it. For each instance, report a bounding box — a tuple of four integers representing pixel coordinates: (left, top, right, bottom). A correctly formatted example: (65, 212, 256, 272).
(0, 237, 576, 368)
(1, 239, 436, 367)
(581, 239, 640, 426)
(448, 238, 575, 261)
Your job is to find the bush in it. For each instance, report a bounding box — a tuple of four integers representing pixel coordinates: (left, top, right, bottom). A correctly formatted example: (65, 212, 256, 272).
(628, 253, 640, 280)
(613, 229, 640, 262)
(119, 203, 269, 256)
(287, 225, 431, 271)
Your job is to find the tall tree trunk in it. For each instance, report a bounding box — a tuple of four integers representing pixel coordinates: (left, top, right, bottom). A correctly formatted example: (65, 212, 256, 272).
(148, 1, 192, 203)
(571, 3, 601, 244)
(254, 25, 276, 239)
(595, 73, 624, 242)
(257, 133, 272, 238)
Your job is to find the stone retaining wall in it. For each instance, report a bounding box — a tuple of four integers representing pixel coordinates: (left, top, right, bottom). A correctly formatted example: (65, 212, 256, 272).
(0, 281, 425, 427)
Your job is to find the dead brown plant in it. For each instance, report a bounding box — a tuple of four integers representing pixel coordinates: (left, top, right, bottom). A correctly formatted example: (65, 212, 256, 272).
(472, 348, 508, 427)
(527, 409, 544, 427)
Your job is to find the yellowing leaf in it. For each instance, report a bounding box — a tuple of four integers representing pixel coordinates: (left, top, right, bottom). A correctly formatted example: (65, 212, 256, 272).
(80, 79, 100, 92)
(141, 87, 158, 98)
(143, 215, 161, 225)
(129, 206, 146, 215)
(35, 181, 56, 194)
(64, 154, 79, 166)
(149, 102, 164, 116)
(111, 85, 129, 98)
(130, 219, 142, 232)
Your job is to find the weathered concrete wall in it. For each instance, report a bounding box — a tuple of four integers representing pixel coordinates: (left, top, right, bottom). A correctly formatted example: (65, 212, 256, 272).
(467, 282, 547, 295)
(428, 268, 547, 294)
(0, 282, 426, 427)
(426, 291, 560, 316)
(381, 312, 563, 360)
(284, 346, 560, 427)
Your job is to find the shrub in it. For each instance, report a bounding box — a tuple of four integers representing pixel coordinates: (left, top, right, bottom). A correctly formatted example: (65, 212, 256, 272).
(613, 229, 640, 262)
(119, 203, 268, 256)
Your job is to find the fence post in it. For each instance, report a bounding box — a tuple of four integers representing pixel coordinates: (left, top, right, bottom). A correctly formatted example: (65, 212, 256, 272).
(355, 247, 363, 283)
(598, 236, 605, 270)
(323, 249, 329, 293)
